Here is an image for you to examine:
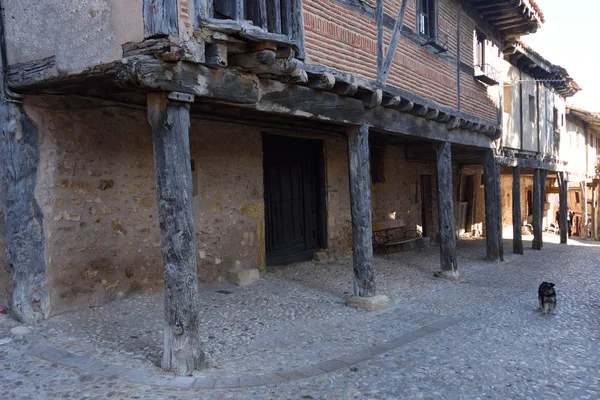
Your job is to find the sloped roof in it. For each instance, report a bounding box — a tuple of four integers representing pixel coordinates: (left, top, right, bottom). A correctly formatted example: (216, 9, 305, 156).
(503, 40, 581, 98)
(463, 0, 544, 38)
(567, 106, 600, 134)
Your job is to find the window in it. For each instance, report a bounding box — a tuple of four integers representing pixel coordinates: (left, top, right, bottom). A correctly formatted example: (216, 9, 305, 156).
(417, 0, 436, 38)
(553, 108, 559, 132)
(370, 146, 385, 184)
(503, 85, 512, 114)
(529, 95, 535, 123)
(475, 30, 486, 68)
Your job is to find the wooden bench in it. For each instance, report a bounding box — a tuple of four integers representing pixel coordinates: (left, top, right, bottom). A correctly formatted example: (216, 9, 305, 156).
(372, 220, 423, 259)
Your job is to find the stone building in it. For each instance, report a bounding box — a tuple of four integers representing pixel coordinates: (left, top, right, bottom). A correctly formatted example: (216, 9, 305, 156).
(0, 0, 565, 375)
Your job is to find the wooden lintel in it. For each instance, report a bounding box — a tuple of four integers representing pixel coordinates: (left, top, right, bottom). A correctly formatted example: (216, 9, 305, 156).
(254, 80, 363, 124)
(7, 56, 58, 89)
(116, 56, 258, 104)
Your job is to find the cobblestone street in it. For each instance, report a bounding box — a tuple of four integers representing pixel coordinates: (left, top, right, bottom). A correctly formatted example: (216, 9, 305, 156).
(1, 236, 599, 399)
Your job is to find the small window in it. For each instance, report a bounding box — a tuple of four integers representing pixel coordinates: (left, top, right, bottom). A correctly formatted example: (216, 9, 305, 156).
(503, 85, 512, 114)
(529, 95, 535, 123)
(475, 30, 486, 68)
(417, 0, 436, 38)
(575, 191, 581, 204)
(553, 108, 558, 132)
(370, 146, 385, 184)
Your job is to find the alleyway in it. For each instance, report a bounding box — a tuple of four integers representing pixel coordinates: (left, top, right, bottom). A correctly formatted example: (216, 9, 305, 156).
(1, 236, 599, 399)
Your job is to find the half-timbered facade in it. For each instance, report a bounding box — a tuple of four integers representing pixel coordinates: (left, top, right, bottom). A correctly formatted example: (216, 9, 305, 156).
(0, 0, 547, 374)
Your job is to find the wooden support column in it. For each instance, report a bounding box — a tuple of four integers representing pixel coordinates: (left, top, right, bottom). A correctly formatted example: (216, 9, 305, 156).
(582, 182, 589, 239)
(592, 185, 598, 240)
(435, 142, 459, 277)
(532, 169, 543, 250)
(558, 172, 568, 244)
(0, 101, 49, 324)
(147, 92, 206, 376)
(347, 124, 375, 297)
(483, 149, 503, 261)
(512, 166, 523, 255)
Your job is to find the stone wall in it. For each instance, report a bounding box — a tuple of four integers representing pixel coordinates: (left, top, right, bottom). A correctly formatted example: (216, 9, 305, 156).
(26, 98, 266, 315)
(324, 138, 352, 257)
(0, 183, 8, 309)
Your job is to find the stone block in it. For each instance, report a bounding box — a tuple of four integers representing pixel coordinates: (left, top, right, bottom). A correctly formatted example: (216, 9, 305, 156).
(228, 268, 260, 286)
(313, 250, 329, 262)
(346, 295, 390, 311)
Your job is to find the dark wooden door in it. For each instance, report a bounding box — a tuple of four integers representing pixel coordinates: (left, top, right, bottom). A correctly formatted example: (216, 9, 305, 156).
(421, 174, 434, 237)
(463, 175, 475, 233)
(263, 134, 325, 265)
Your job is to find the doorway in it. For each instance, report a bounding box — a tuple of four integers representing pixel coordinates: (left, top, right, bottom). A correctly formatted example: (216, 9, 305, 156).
(263, 134, 326, 265)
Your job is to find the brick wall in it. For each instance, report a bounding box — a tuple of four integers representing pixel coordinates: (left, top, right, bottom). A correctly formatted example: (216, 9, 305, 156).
(302, 0, 499, 122)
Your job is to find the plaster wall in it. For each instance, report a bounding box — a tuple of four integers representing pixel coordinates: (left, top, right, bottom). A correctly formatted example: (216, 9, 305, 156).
(4, 0, 143, 73)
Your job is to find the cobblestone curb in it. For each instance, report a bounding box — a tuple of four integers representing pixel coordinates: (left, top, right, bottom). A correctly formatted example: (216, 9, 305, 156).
(25, 316, 460, 389)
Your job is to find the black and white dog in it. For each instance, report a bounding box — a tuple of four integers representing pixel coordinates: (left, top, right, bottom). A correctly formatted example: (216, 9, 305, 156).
(538, 282, 557, 315)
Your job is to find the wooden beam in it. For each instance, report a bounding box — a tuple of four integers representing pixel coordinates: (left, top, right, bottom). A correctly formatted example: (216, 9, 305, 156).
(146, 92, 205, 375)
(512, 166, 523, 255)
(290, 0, 306, 59)
(347, 124, 375, 297)
(436, 142, 459, 277)
(558, 171, 568, 243)
(484, 149, 503, 261)
(375, 0, 384, 82)
(116, 56, 258, 104)
(532, 169, 543, 250)
(381, 0, 409, 84)
(143, 0, 179, 38)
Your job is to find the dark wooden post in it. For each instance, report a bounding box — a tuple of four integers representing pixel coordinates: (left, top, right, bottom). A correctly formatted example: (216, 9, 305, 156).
(347, 124, 375, 297)
(592, 185, 597, 241)
(147, 92, 206, 375)
(435, 142, 459, 277)
(532, 169, 543, 250)
(558, 171, 568, 244)
(512, 166, 523, 255)
(483, 149, 502, 261)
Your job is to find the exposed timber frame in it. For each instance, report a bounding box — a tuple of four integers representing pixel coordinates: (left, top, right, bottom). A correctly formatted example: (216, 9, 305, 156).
(435, 141, 459, 278)
(143, 0, 179, 38)
(483, 149, 503, 261)
(531, 169, 544, 250)
(558, 171, 568, 243)
(0, 100, 49, 324)
(512, 166, 523, 255)
(347, 124, 375, 297)
(147, 92, 206, 376)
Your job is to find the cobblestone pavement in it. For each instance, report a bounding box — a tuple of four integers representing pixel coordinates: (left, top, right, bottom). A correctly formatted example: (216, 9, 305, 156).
(1, 235, 599, 399)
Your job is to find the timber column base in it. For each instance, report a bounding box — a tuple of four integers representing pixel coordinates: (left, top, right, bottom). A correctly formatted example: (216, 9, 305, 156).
(434, 270, 461, 280)
(346, 295, 390, 311)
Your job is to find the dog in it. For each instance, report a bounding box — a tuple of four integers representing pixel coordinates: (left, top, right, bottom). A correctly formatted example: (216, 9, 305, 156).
(538, 282, 557, 315)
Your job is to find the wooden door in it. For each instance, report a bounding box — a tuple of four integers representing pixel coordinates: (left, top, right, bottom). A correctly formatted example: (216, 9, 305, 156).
(263, 134, 325, 265)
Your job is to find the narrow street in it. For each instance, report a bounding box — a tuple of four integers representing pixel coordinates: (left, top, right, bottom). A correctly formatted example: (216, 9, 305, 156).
(1, 236, 599, 399)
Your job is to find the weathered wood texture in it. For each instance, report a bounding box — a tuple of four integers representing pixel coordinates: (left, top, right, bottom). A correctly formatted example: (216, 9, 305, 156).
(558, 172, 568, 244)
(143, 0, 179, 38)
(581, 182, 588, 239)
(147, 93, 206, 375)
(347, 124, 375, 297)
(6, 56, 57, 88)
(531, 169, 543, 250)
(512, 166, 523, 255)
(290, 0, 306, 59)
(116, 56, 258, 103)
(436, 142, 458, 274)
(0, 102, 49, 324)
(483, 150, 503, 261)
(381, 0, 409, 83)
